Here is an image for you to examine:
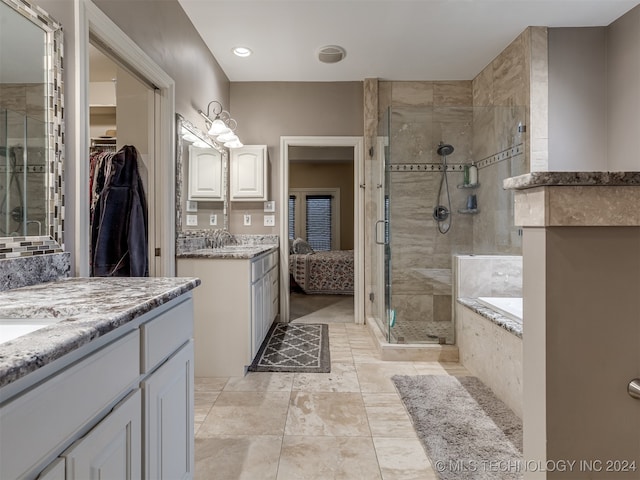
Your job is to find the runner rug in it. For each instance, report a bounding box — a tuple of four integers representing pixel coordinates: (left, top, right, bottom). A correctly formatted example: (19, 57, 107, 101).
(392, 375, 523, 480)
(248, 323, 330, 373)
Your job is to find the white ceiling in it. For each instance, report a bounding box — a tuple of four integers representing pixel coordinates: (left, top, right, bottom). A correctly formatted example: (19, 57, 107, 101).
(178, 0, 639, 82)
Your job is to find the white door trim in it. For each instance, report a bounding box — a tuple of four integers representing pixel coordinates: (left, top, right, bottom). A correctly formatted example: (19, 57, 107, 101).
(279, 136, 365, 324)
(76, 0, 176, 276)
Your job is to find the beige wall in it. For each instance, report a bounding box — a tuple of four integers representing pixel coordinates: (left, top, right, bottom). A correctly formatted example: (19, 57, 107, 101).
(229, 82, 363, 234)
(289, 161, 354, 249)
(547, 5, 640, 172)
(607, 4, 640, 171)
(548, 27, 608, 171)
(92, 0, 229, 129)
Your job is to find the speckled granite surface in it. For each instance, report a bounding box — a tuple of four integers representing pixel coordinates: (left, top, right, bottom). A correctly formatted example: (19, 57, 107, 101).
(0, 252, 70, 292)
(176, 230, 278, 255)
(504, 171, 640, 190)
(457, 297, 523, 338)
(0, 277, 200, 388)
(177, 245, 277, 259)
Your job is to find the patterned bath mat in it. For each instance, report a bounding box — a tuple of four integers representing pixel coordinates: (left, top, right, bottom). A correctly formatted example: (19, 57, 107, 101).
(392, 375, 523, 480)
(248, 323, 331, 373)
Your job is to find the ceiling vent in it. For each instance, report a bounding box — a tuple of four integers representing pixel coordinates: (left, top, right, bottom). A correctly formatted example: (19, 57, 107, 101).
(317, 45, 346, 64)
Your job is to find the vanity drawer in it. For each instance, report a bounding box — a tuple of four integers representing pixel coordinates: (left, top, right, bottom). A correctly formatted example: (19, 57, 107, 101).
(140, 297, 194, 373)
(0, 330, 140, 480)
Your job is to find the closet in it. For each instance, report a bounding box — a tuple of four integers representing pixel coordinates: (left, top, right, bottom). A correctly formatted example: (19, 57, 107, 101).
(89, 44, 158, 276)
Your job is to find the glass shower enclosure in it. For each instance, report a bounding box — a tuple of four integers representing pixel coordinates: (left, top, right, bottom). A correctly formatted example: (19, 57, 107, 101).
(370, 105, 526, 344)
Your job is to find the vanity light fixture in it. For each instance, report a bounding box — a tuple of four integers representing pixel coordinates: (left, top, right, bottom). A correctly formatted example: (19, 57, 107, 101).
(198, 100, 231, 136)
(232, 46, 252, 57)
(197, 100, 243, 148)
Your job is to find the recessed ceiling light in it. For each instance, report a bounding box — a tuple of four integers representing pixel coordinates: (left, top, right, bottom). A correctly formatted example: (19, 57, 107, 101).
(232, 46, 252, 57)
(317, 45, 346, 64)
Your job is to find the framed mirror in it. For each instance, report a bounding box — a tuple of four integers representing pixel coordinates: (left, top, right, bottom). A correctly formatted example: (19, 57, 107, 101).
(175, 114, 228, 236)
(0, 0, 64, 249)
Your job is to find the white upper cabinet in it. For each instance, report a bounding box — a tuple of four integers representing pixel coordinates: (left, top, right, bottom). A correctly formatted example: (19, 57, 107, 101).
(230, 145, 267, 201)
(188, 145, 223, 201)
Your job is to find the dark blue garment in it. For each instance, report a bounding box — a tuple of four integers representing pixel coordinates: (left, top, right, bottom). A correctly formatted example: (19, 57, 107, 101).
(91, 145, 148, 277)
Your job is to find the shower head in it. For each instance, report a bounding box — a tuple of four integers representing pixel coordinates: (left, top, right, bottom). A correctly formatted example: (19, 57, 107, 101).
(437, 142, 454, 157)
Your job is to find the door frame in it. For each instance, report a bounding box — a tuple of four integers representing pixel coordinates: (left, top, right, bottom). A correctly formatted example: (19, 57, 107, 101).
(279, 136, 365, 324)
(76, 0, 176, 276)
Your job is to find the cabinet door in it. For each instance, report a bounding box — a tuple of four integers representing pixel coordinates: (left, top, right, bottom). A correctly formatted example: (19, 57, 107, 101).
(188, 145, 223, 200)
(251, 279, 265, 357)
(142, 340, 194, 480)
(37, 458, 65, 480)
(64, 389, 141, 480)
(230, 145, 267, 201)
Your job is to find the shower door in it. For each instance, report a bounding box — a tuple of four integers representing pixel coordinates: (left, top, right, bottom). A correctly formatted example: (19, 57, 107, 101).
(369, 108, 393, 341)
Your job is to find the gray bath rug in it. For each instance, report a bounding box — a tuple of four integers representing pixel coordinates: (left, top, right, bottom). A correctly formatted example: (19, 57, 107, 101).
(392, 375, 523, 480)
(248, 323, 330, 373)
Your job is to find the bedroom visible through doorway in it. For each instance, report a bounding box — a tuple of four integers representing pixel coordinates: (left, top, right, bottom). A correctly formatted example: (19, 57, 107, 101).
(279, 136, 364, 325)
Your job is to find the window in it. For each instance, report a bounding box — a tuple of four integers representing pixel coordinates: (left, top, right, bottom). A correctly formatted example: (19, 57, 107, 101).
(289, 188, 340, 250)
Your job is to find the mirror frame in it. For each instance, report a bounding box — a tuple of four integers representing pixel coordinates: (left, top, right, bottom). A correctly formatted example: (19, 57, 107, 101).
(0, 0, 65, 249)
(175, 113, 228, 237)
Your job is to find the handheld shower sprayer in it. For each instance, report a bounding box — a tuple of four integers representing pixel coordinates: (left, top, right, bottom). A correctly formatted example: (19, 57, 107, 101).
(433, 142, 454, 234)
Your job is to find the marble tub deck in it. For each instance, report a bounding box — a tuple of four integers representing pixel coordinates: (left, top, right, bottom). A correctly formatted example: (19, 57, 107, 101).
(457, 297, 523, 338)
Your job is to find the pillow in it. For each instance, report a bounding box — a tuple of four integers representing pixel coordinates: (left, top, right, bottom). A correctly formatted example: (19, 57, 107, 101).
(292, 237, 314, 254)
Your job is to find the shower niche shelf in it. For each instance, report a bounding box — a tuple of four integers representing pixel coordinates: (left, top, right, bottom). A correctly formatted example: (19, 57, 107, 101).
(458, 208, 479, 215)
(457, 183, 480, 189)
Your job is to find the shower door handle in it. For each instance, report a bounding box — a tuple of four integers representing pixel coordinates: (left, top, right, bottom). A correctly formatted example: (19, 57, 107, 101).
(375, 220, 388, 245)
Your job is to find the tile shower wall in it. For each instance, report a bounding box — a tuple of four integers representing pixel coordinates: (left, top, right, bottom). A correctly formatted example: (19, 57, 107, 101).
(471, 26, 547, 254)
(379, 82, 474, 336)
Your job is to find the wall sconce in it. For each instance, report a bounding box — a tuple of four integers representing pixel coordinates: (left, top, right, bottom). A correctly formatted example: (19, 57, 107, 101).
(197, 100, 244, 148)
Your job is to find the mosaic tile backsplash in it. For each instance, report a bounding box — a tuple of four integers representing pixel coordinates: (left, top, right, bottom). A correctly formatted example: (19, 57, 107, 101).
(0, 236, 63, 259)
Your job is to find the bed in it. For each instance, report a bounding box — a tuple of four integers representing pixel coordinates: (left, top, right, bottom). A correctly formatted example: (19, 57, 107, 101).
(289, 249, 354, 295)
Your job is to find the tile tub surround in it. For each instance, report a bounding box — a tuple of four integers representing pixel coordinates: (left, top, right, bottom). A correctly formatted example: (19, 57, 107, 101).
(454, 254, 523, 417)
(0, 252, 70, 291)
(455, 302, 523, 418)
(0, 277, 200, 389)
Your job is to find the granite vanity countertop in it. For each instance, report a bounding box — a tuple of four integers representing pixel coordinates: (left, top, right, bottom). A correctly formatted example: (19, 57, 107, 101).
(0, 276, 200, 389)
(504, 171, 640, 190)
(176, 244, 278, 259)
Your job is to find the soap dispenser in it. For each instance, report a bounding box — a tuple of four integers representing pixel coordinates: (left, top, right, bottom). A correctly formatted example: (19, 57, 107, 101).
(468, 163, 478, 185)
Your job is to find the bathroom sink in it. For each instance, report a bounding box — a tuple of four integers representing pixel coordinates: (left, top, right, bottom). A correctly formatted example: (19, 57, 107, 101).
(0, 318, 58, 344)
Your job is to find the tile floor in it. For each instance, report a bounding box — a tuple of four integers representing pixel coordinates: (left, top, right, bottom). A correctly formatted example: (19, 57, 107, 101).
(194, 295, 470, 479)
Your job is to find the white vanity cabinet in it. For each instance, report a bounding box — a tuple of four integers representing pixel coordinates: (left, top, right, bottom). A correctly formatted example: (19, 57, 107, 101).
(177, 248, 278, 377)
(63, 389, 142, 480)
(0, 294, 195, 480)
(230, 145, 267, 201)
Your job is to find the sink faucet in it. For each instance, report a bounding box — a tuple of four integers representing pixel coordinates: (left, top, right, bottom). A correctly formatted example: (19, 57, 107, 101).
(206, 229, 235, 249)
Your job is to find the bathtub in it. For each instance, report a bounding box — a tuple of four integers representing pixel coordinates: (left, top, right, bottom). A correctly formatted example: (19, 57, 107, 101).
(477, 297, 523, 323)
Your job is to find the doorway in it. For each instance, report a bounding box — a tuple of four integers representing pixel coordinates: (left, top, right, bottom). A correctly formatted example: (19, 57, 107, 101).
(279, 136, 364, 324)
(77, 0, 176, 277)
(88, 43, 158, 276)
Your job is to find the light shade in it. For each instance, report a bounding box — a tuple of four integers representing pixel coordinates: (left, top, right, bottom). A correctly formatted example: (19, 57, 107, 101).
(224, 139, 244, 149)
(216, 131, 238, 143)
(207, 118, 231, 136)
